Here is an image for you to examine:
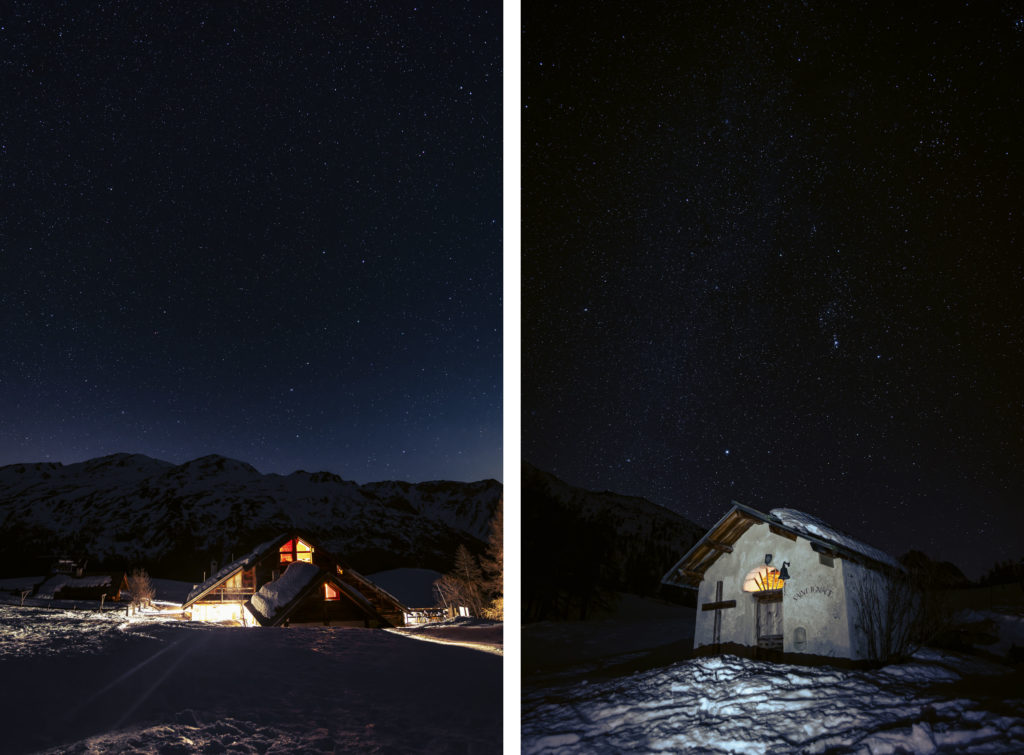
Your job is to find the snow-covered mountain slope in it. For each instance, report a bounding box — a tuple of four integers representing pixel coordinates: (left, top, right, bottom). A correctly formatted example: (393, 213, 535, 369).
(0, 453, 501, 578)
(522, 462, 705, 619)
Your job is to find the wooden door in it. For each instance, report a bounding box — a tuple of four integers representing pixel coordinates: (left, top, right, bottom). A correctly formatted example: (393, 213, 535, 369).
(756, 592, 783, 650)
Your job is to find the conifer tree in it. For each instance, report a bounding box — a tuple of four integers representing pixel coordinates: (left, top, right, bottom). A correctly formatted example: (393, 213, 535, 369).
(479, 498, 503, 619)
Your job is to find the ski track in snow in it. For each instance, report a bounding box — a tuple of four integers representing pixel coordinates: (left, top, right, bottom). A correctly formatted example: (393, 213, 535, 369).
(0, 605, 501, 754)
(522, 653, 1024, 754)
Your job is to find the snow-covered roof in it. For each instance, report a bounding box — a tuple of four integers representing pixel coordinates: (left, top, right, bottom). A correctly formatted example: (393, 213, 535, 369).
(245, 561, 383, 627)
(35, 574, 112, 599)
(662, 502, 902, 588)
(769, 508, 902, 570)
(249, 561, 321, 622)
(183, 535, 285, 606)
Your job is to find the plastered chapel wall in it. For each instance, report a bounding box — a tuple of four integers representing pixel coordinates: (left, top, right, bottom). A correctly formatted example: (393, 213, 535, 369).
(695, 544, 754, 648)
(841, 559, 876, 661)
(781, 539, 851, 658)
(695, 523, 854, 658)
(695, 523, 788, 649)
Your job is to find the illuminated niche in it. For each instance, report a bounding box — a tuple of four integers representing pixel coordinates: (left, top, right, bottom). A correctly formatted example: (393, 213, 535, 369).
(279, 537, 314, 564)
(742, 565, 785, 593)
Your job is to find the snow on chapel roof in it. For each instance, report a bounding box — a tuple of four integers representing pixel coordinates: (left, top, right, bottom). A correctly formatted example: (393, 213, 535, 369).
(769, 508, 902, 571)
(662, 502, 902, 589)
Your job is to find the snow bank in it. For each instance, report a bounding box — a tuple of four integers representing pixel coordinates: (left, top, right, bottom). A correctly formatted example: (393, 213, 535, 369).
(249, 561, 321, 620)
(393, 616, 503, 654)
(771, 508, 902, 569)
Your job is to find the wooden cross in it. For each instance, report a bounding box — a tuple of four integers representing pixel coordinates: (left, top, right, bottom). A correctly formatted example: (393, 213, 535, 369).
(701, 580, 736, 646)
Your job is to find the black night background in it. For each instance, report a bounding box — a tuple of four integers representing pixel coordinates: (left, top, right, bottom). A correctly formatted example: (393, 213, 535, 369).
(523, 2, 1023, 580)
(1, 1, 502, 484)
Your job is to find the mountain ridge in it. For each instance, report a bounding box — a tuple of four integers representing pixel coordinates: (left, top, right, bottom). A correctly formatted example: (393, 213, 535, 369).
(522, 461, 705, 621)
(0, 453, 501, 580)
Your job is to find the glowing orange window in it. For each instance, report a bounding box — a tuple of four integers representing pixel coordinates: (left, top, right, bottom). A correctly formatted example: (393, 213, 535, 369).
(279, 538, 314, 564)
(324, 583, 340, 601)
(742, 565, 785, 593)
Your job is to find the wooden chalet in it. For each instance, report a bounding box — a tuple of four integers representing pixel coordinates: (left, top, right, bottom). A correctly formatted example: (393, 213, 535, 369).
(48, 572, 129, 602)
(182, 532, 408, 627)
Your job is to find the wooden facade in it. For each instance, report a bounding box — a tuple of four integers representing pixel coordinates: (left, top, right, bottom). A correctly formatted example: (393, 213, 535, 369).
(51, 572, 129, 602)
(183, 532, 408, 627)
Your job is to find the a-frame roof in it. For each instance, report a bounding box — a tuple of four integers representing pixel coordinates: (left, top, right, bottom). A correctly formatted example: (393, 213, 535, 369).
(182, 531, 410, 618)
(244, 561, 381, 627)
(183, 533, 290, 607)
(336, 567, 407, 615)
(661, 502, 903, 589)
(183, 530, 350, 607)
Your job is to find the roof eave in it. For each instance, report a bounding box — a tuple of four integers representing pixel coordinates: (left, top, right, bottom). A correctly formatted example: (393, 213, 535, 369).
(661, 501, 768, 587)
(661, 502, 903, 587)
(183, 565, 246, 608)
(181, 532, 301, 608)
(342, 568, 409, 613)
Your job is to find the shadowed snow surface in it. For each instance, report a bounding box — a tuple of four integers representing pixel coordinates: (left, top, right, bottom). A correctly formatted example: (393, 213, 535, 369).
(0, 605, 500, 754)
(522, 651, 1024, 754)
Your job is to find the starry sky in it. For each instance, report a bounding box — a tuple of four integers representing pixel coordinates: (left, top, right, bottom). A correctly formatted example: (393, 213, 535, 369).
(523, 2, 1023, 578)
(0, 1, 502, 483)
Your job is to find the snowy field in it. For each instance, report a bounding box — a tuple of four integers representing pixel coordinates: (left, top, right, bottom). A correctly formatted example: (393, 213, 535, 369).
(0, 604, 501, 754)
(523, 594, 696, 681)
(522, 595, 1024, 753)
(523, 650, 1024, 754)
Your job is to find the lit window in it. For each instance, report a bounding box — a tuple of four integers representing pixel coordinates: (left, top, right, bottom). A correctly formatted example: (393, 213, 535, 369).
(742, 565, 785, 593)
(324, 583, 340, 601)
(279, 538, 314, 564)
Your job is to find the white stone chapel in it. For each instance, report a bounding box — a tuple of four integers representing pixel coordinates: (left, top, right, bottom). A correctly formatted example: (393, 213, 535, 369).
(662, 502, 904, 663)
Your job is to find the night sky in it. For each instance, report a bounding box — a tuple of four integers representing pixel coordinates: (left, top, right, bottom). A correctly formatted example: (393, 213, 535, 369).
(1, 2, 502, 483)
(523, 2, 1023, 578)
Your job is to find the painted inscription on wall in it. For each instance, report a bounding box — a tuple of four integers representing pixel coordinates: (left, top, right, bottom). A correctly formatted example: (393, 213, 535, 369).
(790, 584, 834, 601)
